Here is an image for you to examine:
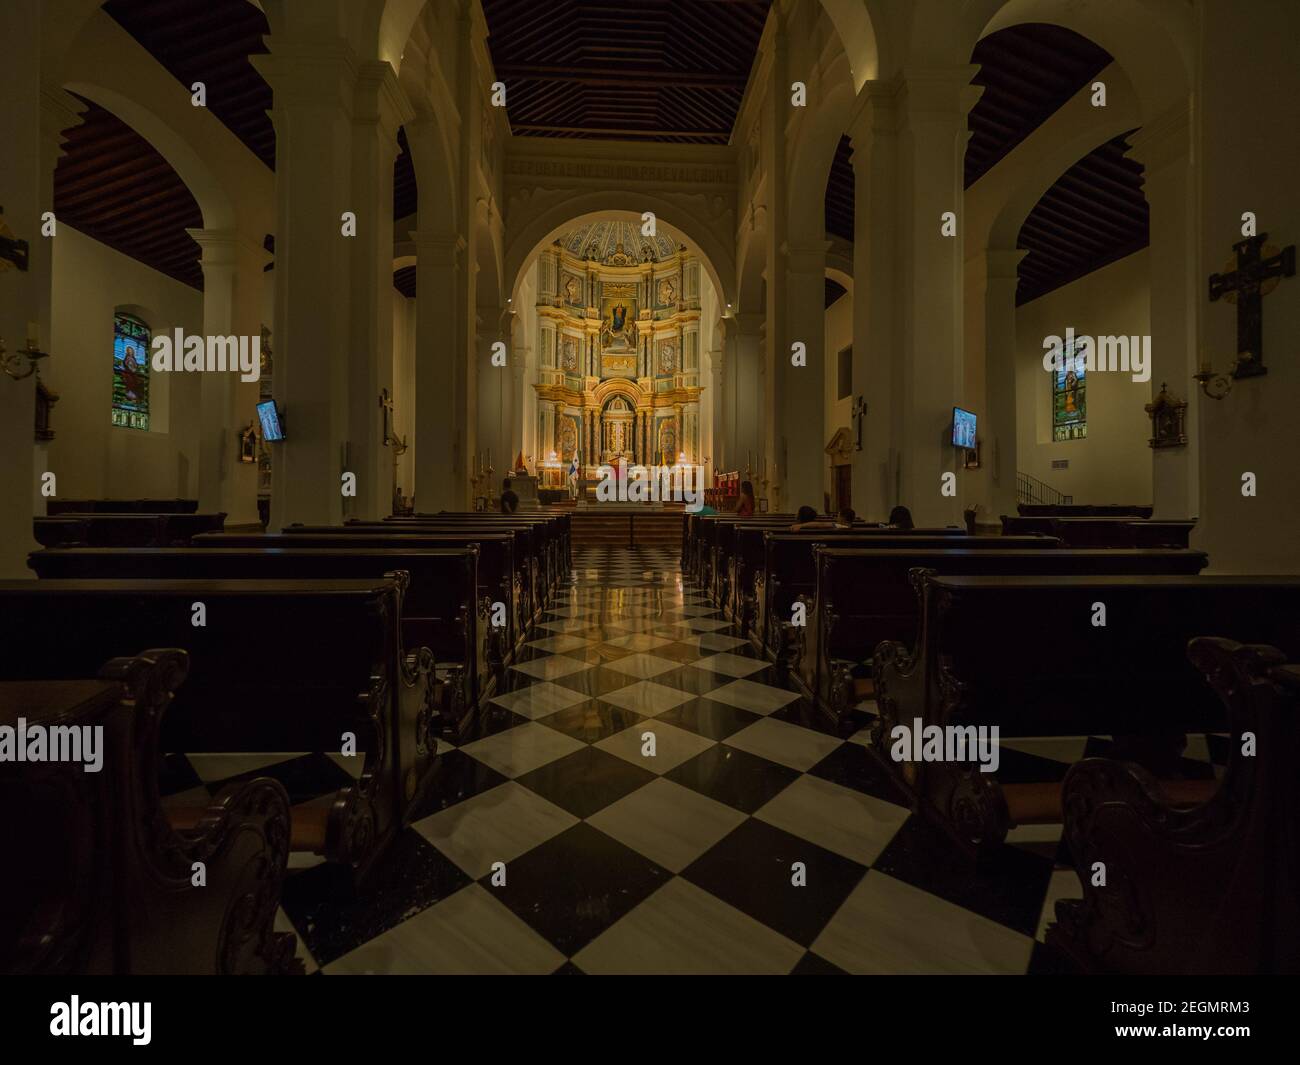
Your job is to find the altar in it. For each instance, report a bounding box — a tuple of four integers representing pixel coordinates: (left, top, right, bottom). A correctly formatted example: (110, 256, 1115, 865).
(529, 220, 707, 486)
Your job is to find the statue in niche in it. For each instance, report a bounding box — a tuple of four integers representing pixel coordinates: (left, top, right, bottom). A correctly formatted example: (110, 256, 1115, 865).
(657, 278, 676, 305)
(560, 420, 577, 460)
(659, 421, 676, 463)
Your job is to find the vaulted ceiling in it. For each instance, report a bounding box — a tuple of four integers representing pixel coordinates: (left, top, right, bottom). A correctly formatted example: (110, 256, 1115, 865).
(479, 0, 772, 143)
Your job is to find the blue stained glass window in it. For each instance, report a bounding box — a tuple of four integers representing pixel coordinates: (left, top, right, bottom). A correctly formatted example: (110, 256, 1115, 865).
(112, 313, 150, 431)
(1052, 340, 1086, 441)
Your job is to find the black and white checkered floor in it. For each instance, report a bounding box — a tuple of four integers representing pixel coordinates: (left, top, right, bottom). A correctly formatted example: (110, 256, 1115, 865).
(159, 546, 1229, 974)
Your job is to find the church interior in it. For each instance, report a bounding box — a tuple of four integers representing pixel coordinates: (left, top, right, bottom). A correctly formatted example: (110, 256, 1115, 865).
(2, 0, 1299, 984)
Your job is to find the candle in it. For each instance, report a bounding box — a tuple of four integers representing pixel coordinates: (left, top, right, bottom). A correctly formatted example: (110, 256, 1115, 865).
(26, 322, 40, 349)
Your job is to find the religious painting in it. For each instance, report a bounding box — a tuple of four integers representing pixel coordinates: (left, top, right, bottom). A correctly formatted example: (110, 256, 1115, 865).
(560, 335, 579, 371)
(112, 311, 151, 431)
(562, 274, 583, 306)
(559, 417, 577, 461)
(600, 284, 637, 352)
(656, 276, 677, 306)
(239, 421, 257, 463)
(658, 419, 677, 463)
(658, 340, 676, 373)
(1051, 340, 1087, 441)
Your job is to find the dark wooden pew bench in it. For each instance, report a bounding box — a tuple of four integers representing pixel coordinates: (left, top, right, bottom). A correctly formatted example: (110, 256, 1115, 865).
(35, 511, 227, 547)
(198, 530, 519, 673)
(29, 545, 485, 731)
(802, 547, 1209, 723)
(1047, 637, 1300, 975)
(0, 578, 440, 881)
(756, 532, 1059, 667)
(46, 498, 200, 515)
(871, 573, 1300, 857)
(1001, 515, 1196, 548)
(0, 648, 302, 974)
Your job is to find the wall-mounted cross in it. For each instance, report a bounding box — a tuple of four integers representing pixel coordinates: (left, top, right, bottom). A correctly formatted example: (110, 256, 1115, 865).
(1208, 232, 1295, 378)
(851, 395, 868, 450)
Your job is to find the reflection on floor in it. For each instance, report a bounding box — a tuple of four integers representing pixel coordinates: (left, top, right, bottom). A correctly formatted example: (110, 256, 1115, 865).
(162, 546, 1226, 973)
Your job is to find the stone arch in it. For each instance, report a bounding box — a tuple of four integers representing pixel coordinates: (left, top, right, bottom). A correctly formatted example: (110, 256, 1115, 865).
(735, 204, 767, 317)
(971, 0, 1192, 120)
(818, 0, 884, 89)
(505, 198, 734, 311)
(786, 41, 856, 245)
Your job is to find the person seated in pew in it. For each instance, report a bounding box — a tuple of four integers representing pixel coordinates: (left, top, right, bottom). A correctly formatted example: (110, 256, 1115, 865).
(888, 504, 914, 529)
(790, 505, 851, 532)
(838, 507, 856, 525)
(500, 478, 519, 515)
(735, 480, 756, 517)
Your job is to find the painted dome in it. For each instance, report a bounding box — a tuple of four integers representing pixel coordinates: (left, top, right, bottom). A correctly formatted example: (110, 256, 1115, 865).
(558, 220, 681, 264)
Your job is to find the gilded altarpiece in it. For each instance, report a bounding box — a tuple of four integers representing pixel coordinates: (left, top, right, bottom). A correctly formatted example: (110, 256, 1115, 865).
(532, 221, 705, 474)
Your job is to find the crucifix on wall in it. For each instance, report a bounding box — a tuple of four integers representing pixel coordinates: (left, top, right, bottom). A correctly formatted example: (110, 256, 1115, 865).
(1207, 232, 1295, 378)
(851, 395, 868, 450)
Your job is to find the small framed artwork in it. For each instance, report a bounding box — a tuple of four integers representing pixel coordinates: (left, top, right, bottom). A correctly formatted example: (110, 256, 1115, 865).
(239, 421, 257, 463)
(963, 439, 981, 470)
(759, 498, 769, 513)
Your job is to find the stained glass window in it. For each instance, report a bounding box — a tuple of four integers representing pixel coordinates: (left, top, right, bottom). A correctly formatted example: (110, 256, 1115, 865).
(1051, 340, 1086, 441)
(112, 313, 151, 430)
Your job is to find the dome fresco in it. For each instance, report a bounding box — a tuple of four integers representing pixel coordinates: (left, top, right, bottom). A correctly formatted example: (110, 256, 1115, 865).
(559, 220, 682, 263)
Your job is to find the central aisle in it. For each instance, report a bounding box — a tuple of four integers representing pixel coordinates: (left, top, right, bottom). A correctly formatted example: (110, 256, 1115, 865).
(273, 546, 1078, 974)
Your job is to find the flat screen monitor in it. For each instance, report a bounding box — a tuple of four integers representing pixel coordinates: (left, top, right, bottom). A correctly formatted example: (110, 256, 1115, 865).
(952, 406, 977, 449)
(256, 399, 284, 442)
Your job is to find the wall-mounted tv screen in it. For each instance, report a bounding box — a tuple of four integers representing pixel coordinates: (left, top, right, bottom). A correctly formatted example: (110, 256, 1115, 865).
(952, 406, 977, 449)
(257, 399, 284, 442)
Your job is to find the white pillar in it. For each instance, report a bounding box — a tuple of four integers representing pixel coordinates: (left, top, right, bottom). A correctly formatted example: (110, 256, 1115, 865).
(782, 240, 830, 511)
(256, 40, 356, 529)
(1128, 106, 1198, 520)
(0, 0, 42, 576)
(348, 62, 411, 519)
(412, 232, 466, 511)
(850, 69, 980, 525)
(189, 228, 266, 527)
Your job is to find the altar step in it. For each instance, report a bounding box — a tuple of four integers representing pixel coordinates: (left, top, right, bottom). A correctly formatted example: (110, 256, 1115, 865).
(569, 511, 684, 549)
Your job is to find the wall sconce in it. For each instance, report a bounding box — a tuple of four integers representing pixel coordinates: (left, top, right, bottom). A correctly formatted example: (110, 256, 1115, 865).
(1192, 353, 1234, 400)
(1, 323, 50, 381)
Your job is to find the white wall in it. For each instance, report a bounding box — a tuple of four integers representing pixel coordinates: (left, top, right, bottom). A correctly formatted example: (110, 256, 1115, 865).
(1195, 0, 1300, 573)
(823, 288, 853, 503)
(45, 226, 203, 503)
(1014, 250, 1153, 506)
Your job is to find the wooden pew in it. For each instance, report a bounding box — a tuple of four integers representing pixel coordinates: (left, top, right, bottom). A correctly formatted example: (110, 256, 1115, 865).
(755, 532, 1058, 667)
(253, 525, 527, 642)
(872, 573, 1300, 857)
(399, 511, 571, 586)
(34, 512, 227, 547)
(46, 498, 200, 514)
(1001, 515, 1196, 548)
(686, 514, 797, 589)
(28, 546, 484, 732)
(803, 547, 1209, 725)
(198, 530, 522, 668)
(1047, 637, 1300, 975)
(1018, 503, 1153, 518)
(356, 517, 556, 619)
(0, 577, 441, 881)
(0, 648, 302, 975)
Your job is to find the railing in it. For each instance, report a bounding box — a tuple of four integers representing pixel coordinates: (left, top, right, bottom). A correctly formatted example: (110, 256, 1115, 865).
(1017, 471, 1073, 506)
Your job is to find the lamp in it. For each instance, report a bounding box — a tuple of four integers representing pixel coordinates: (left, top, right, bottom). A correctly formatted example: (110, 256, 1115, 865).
(1192, 352, 1233, 400)
(1, 322, 50, 381)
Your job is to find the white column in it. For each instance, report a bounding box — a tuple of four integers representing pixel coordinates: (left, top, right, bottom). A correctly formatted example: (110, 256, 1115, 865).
(977, 248, 1026, 523)
(412, 232, 465, 512)
(1128, 106, 1198, 520)
(0, 0, 42, 576)
(782, 240, 830, 511)
(189, 229, 266, 527)
(850, 69, 980, 525)
(348, 62, 411, 519)
(256, 40, 356, 529)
